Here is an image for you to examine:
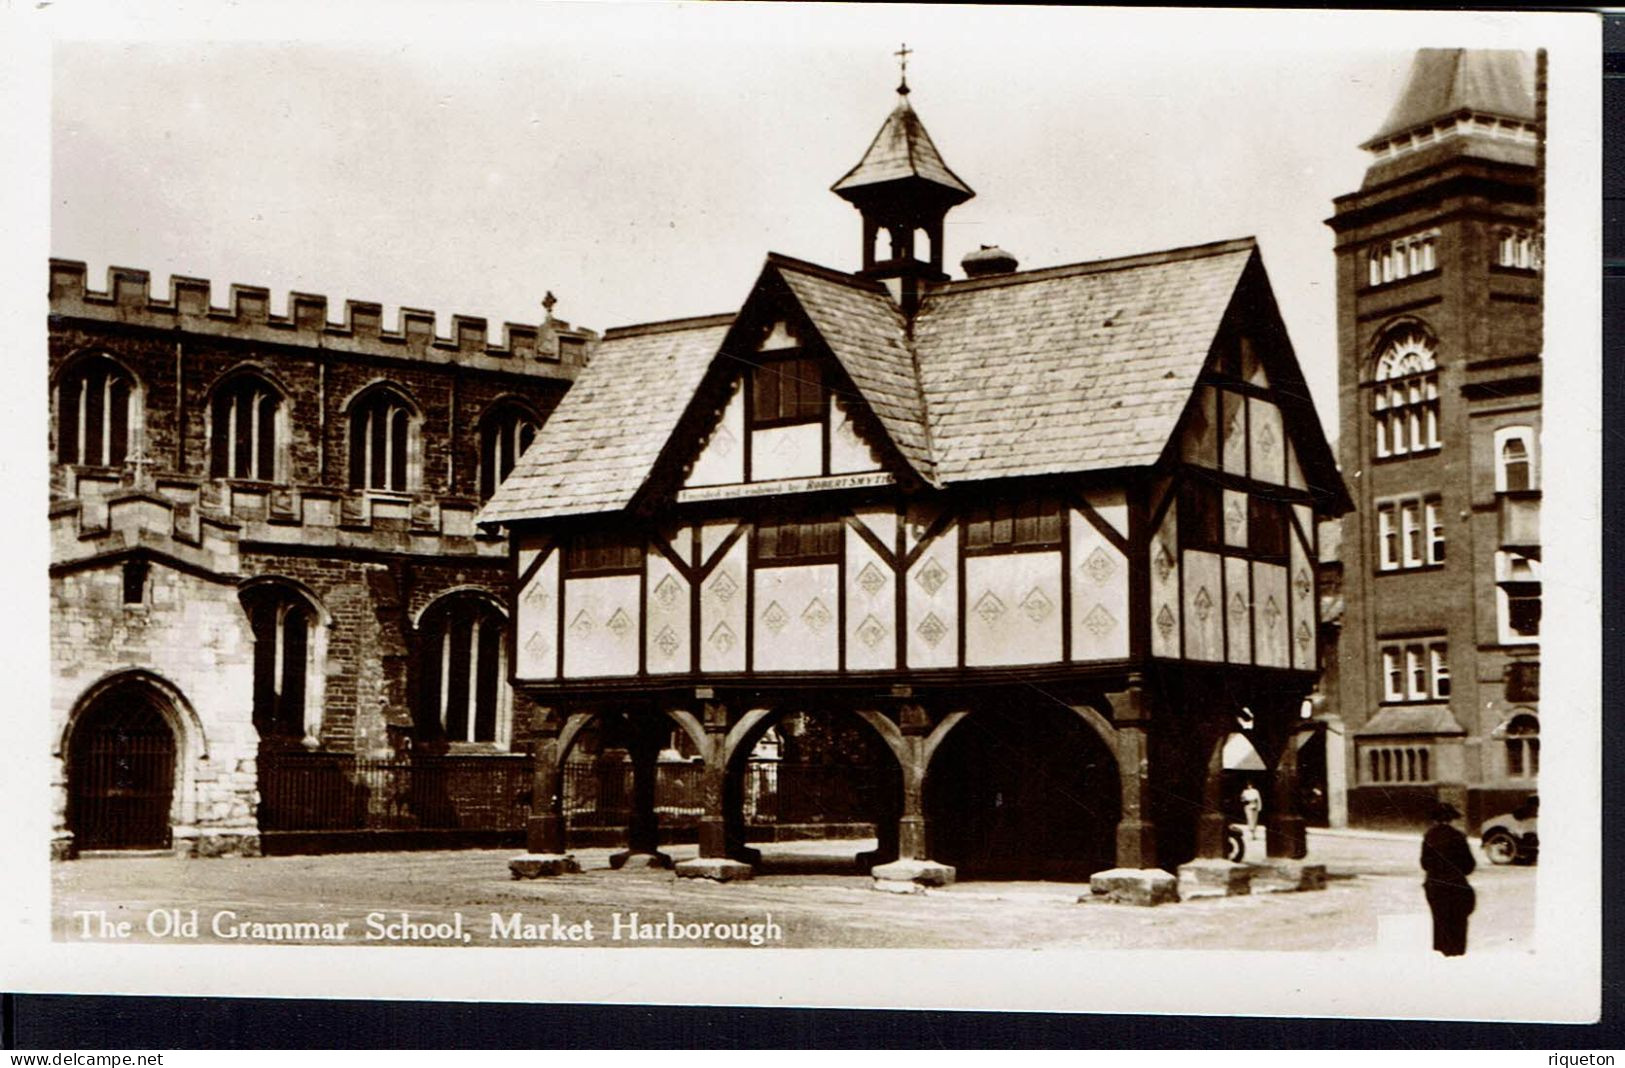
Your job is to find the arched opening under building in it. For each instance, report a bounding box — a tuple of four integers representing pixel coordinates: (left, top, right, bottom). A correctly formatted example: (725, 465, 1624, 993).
(925, 701, 1119, 880)
(67, 678, 180, 852)
(723, 707, 903, 875)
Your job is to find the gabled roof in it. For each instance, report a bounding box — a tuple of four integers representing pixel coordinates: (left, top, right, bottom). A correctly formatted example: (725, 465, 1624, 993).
(1367, 48, 1535, 145)
(477, 314, 732, 524)
(480, 236, 1349, 526)
(914, 238, 1256, 481)
(831, 92, 973, 201)
(772, 257, 934, 481)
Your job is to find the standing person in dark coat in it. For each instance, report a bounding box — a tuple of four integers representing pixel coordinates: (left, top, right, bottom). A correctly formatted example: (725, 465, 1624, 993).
(1420, 801, 1476, 956)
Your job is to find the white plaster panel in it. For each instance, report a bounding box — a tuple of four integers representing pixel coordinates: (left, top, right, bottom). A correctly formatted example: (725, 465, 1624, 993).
(562, 574, 640, 679)
(700, 538, 747, 673)
(906, 522, 958, 669)
(699, 520, 740, 566)
(845, 528, 895, 671)
(753, 564, 838, 672)
(1292, 504, 1314, 554)
(964, 552, 1063, 667)
(515, 548, 559, 680)
(1150, 502, 1180, 659)
(853, 505, 898, 552)
(1224, 555, 1252, 665)
(1082, 488, 1129, 540)
(1289, 534, 1316, 672)
(751, 423, 822, 481)
(904, 502, 943, 555)
(1248, 397, 1286, 485)
(1222, 489, 1249, 549)
(1179, 385, 1219, 469)
(829, 395, 882, 475)
(684, 379, 745, 488)
(1285, 438, 1306, 490)
(1252, 562, 1290, 668)
(645, 552, 690, 675)
(758, 320, 796, 351)
(1181, 549, 1223, 663)
(1069, 509, 1129, 662)
(1221, 390, 1247, 476)
(515, 531, 547, 579)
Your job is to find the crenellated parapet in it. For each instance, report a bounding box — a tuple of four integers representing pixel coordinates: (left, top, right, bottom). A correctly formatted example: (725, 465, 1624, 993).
(49, 260, 596, 377)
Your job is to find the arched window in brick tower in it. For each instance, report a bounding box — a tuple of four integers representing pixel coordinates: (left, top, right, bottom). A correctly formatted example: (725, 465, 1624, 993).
(418, 594, 510, 746)
(1371, 325, 1440, 460)
(478, 402, 539, 501)
(210, 374, 284, 481)
(348, 386, 416, 492)
(56, 354, 138, 467)
(241, 583, 324, 743)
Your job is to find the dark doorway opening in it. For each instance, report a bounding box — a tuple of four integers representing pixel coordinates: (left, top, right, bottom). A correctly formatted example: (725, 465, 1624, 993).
(68, 683, 178, 852)
(926, 703, 1119, 880)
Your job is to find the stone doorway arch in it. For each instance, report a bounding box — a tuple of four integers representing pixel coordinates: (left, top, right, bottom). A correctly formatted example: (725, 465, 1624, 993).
(66, 675, 186, 852)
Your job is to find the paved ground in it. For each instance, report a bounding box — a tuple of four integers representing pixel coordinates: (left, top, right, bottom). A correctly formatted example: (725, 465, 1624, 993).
(52, 829, 1535, 952)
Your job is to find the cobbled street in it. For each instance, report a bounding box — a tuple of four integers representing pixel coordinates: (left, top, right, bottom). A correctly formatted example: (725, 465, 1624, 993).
(53, 829, 1535, 952)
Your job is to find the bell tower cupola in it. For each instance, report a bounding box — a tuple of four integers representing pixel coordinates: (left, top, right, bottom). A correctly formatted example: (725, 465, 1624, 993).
(832, 46, 973, 317)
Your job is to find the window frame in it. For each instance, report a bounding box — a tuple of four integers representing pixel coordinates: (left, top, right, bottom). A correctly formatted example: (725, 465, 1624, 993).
(964, 498, 1065, 556)
(210, 374, 285, 482)
(755, 515, 845, 566)
(1377, 494, 1444, 573)
(564, 529, 646, 577)
(55, 354, 141, 469)
(478, 402, 540, 501)
(1379, 638, 1450, 703)
(348, 386, 418, 493)
(417, 595, 511, 747)
(749, 354, 825, 429)
(1493, 425, 1537, 494)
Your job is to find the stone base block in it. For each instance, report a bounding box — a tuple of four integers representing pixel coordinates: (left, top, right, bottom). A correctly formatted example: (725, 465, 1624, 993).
(1087, 867, 1179, 907)
(674, 858, 754, 882)
(1248, 860, 1327, 893)
(870, 859, 955, 892)
(1177, 859, 1252, 899)
(509, 853, 581, 880)
(609, 850, 673, 871)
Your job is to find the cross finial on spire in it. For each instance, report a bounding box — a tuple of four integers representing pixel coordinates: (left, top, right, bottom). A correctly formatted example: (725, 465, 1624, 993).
(895, 42, 912, 95)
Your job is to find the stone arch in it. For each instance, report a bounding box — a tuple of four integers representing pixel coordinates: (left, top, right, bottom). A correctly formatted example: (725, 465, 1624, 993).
(239, 574, 332, 626)
(1367, 317, 1439, 379)
(60, 669, 208, 844)
(410, 585, 507, 629)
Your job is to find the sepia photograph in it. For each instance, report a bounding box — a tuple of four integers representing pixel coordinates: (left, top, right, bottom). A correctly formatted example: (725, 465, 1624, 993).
(0, 2, 1602, 1023)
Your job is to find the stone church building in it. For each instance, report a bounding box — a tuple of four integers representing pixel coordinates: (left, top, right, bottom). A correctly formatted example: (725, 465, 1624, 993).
(49, 262, 594, 857)
(481, 79, 1350, 884)
(1325, 48, 1544, 833)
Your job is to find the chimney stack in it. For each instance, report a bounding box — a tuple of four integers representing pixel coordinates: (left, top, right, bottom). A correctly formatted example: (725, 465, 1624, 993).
(961, 245, 1019, 278)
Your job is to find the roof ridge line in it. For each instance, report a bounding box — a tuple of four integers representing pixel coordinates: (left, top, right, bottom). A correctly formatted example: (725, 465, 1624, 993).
(764, 252, 890, 292)
(937, 236, 1258, 292)
(602, 313, 735, 340)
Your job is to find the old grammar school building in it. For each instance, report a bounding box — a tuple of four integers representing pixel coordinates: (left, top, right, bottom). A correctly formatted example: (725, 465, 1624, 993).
(48, 47, 1539, 884)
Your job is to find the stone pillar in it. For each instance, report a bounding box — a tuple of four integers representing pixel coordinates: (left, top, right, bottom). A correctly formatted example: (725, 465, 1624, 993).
(1267, 722, 1308, 860)
(524, 716, 565, 855)
(1109, 680, 1157, 870)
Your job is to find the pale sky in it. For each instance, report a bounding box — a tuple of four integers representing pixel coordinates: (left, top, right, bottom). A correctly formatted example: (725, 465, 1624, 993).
(41, 5, 1573, 433)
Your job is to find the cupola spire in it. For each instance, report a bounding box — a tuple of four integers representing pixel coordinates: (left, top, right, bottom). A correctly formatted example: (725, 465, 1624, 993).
(832, 55, 974, 318)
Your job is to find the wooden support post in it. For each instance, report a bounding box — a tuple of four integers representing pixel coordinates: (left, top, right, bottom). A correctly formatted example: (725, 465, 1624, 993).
(525, 713, 565, 855)
(1268, 722, 1308, 860)
(1110, 678, 1157, 870)
(697, 699, 729, 859)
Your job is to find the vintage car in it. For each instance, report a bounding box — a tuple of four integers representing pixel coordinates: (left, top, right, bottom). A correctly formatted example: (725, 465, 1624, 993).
(1480, 795, 1539, 865)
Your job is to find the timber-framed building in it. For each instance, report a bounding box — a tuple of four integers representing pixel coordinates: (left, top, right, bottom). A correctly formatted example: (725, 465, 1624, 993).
(482, 83, 1352, 880)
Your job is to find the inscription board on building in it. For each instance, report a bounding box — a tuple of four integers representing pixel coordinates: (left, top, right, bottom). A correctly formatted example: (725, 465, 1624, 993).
(676, 471, 895, 504)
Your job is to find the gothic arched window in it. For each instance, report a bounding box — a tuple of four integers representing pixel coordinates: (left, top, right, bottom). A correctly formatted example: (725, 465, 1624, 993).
(210, 374, 284, 481)
(348, 386, 417, 492)
(478, 402, 538, 500)
(56, 355, 138, 467)
(1372, 326, 1440, 459)
(241, 583, 324, 742)
(418, 595, 510, 746)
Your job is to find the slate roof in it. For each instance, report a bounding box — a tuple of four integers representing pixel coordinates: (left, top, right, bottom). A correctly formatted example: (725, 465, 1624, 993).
(832, 93, 973, 200)
(480, 236, 1341, 525)
(774, 260, 934, 481)
(1367, 48, 1535, 145)
(477, 314, 732, 523)
(914, 238, 1255, 482)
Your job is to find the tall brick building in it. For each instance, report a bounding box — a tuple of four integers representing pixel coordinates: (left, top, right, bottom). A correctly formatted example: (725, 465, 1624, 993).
(48, 263, 593, 857)
(1325, 48, 1543, 832)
